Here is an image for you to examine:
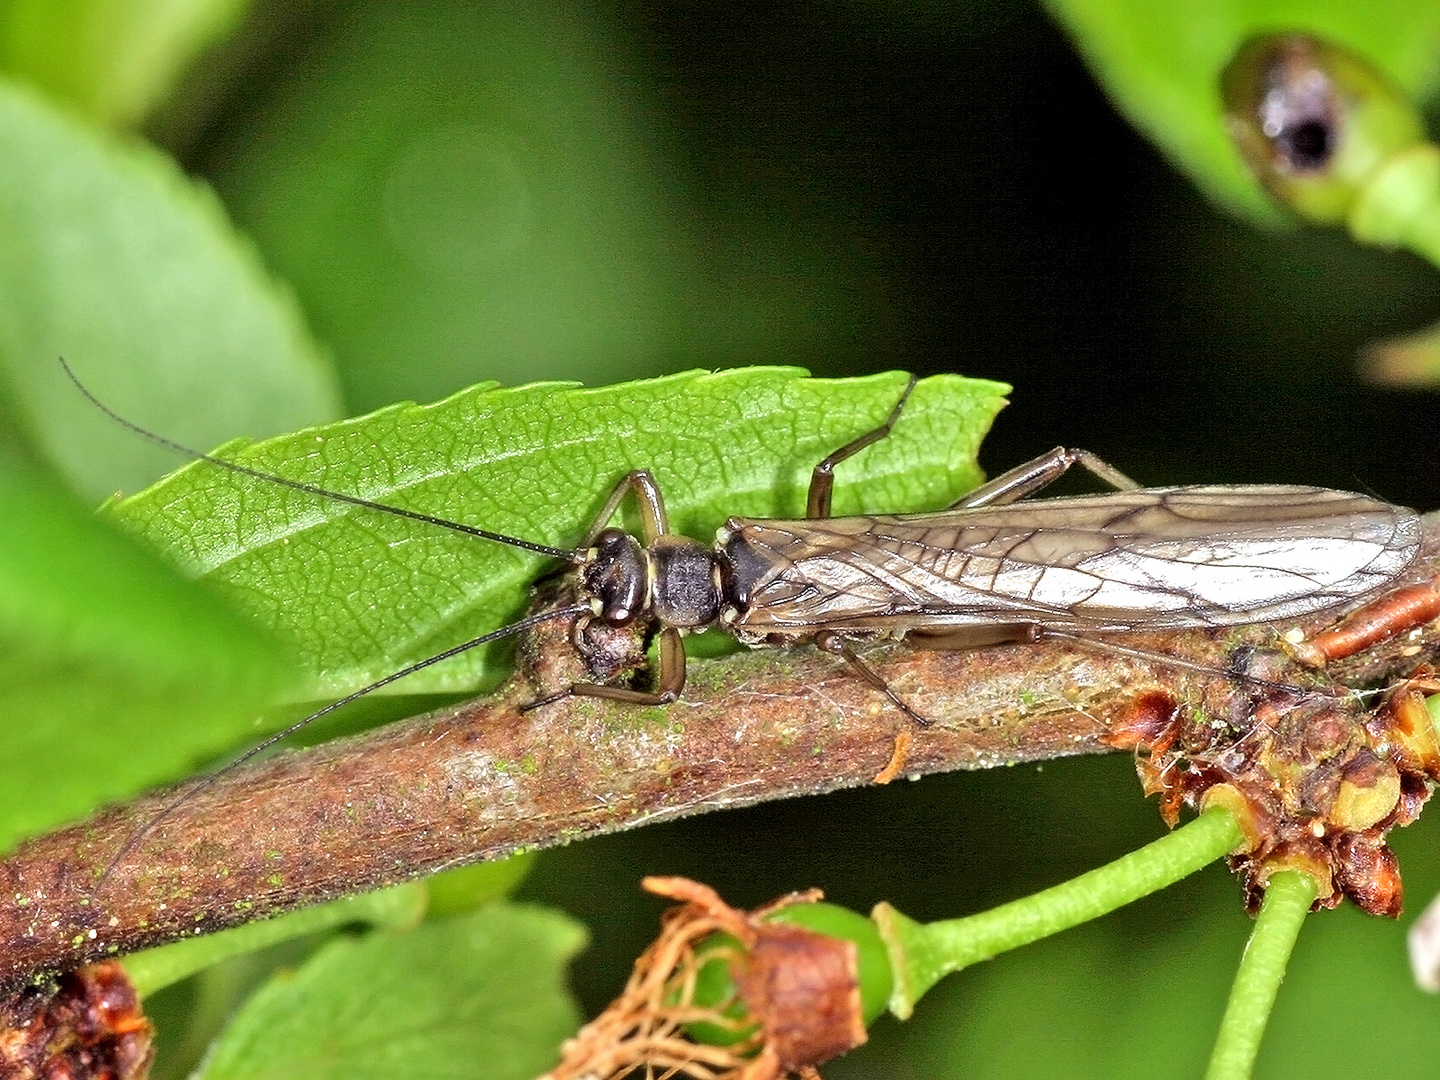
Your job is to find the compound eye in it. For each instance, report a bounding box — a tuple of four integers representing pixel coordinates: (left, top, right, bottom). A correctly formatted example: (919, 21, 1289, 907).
(583, 528, 647, 626)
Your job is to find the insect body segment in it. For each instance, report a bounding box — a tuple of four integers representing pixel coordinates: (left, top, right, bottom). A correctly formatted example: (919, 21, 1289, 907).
(718, 486, 1419, 641)
(559, 432, 1418, 719)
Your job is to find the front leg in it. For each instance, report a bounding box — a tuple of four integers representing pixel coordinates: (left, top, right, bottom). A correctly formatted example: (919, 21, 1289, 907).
(806, 375, 918, 519)
(568, 626, 688, 705)
(580, 469, 672, 546)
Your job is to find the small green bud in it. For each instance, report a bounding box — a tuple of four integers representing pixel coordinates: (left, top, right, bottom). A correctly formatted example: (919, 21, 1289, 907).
(1222, 34, 1427, 225)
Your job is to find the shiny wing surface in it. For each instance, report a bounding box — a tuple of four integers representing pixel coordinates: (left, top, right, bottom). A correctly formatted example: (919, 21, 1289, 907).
(720, 485, 1420, 633)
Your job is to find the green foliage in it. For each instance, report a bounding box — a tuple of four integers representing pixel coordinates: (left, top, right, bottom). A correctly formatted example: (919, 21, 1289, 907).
(0, 60, 335, 850)
(191, 904, 586, 1080)
(0, 0, 250, 127)
(205, 0, 918, 410)
(105, 370, 1004, 703)
(0, 78, 338, 503)
(123, 881, 430, 998)
(1043, 0, 1440, 224)
(130, 858, 540, 1078)
(425, 851, 539, 918)
(0, 453, 290, 850)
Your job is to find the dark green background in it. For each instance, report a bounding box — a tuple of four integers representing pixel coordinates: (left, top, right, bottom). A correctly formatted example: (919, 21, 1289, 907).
(177, 1, 1440, 512)
(9, 0, 1440, 1075)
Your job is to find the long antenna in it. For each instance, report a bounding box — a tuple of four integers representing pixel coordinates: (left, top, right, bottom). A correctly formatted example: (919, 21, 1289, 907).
(95, 602, 591, 890)
(59, 357, 583, 563)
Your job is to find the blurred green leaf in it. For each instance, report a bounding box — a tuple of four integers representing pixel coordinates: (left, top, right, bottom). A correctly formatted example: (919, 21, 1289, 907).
(193, 903, 586, 1080)
(106, 369, 1006, 704)
(124, 881, 429, 998)
(0, 453, 291, 851)
(208, 0, 911, 410)
(0, 77, 339, 503)
(1043, 0, 1440, 224)
(426, 851, 537, 918)
(1362, 317, 1440, 386)
(0, 0, 250, 127)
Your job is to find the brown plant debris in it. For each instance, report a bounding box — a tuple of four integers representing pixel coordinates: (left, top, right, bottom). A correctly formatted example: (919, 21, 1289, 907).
(539, 877, 864, 1080)
(0, 962, 153, 1080)
(1289, 576, 1440, 668)
(1105, 629, 1440, 916)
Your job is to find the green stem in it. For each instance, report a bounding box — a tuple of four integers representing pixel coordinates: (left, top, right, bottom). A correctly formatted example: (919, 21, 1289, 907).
(875, 805, 1244, 1017)
(1203, 870, 1316, 1080)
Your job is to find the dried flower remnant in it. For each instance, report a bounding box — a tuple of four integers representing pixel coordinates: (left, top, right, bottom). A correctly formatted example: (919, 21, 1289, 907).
(0, 962, 153, 1080)
(539, 878, 867, 1080)
(1106, 577, 1440, 916)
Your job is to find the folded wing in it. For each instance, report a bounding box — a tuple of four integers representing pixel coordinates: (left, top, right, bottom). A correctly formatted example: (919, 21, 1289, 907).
(719, 485, 1420, 634)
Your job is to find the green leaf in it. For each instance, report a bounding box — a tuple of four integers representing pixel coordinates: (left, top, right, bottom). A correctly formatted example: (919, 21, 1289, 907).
(193, 903, 586, 1080)
(0, 0, 251, 127)
(1042, 0, 1440, 224)
(0, 454, 291, 851)
(425, 851, 537, 918)
(126, 859, 535, 1075)
(0, 77, 340, 504)
(106, 370, 1007, 705)
(123, 881, 430, 998)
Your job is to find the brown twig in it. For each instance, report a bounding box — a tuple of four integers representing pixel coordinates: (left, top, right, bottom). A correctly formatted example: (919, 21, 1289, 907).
(2, 514, 1439, 992)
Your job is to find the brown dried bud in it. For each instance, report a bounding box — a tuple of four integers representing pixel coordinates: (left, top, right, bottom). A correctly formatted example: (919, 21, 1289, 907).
(1099, 691, 1179, 753)
(1384, 690, 1440, 780)
(1247, 844, 1336, 912)
(1199, 784, 1265, 853)
(732, 921, 867, 1070)
(544, 877, 868, 1080)
(1334, 835, 1404, 917)
(0, 962, 153, 1080)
